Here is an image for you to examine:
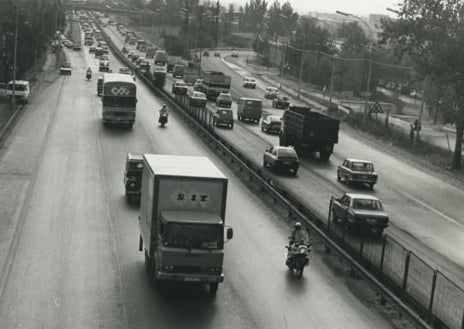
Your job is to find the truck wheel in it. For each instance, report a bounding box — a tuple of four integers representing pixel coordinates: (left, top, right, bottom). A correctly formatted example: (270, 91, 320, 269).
(319, 151, 331, 161)
(209, 283, 218, 295)
(337, 173, 341, 181)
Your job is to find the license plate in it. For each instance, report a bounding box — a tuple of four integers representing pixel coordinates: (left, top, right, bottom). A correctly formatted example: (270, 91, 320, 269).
(283, 161, 291, 165)
(184, 277, 201, 282)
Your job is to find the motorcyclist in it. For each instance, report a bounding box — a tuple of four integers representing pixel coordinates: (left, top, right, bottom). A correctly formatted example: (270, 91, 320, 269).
(159, 104, 168, 124)
(86, 67, 92, 79)
(289, 222, 309, 246)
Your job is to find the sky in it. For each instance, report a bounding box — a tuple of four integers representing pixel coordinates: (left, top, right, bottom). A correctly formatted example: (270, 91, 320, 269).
(227, 0, 402, 16)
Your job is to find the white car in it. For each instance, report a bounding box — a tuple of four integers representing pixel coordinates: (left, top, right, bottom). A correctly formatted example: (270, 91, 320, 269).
(264, 86, 279, 99)
(243, 77, 256, 89)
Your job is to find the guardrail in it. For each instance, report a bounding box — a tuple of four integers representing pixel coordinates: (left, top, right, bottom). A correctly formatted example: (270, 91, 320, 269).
(99, 21, 462, 329)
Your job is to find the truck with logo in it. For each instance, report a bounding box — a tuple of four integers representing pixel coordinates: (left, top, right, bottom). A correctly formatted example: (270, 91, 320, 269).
(138, 154, 233, 295)
(152, 65, 166, 88)
(279, 106, 340, 160)
(201, 71, 232, 100)
(101, 73, 137, 128)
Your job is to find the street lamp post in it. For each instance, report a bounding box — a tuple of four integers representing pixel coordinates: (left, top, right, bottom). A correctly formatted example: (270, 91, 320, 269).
(295, 29, 306, 100)
(11, 6, 19, 106)
(336, 10, 375, 119)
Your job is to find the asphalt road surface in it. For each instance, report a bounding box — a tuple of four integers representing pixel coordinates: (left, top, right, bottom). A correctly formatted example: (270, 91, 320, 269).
(0, 25, 401, 329)
(105, 22, 464, 289)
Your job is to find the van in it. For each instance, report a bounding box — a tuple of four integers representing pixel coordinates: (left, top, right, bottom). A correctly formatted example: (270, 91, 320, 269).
(7, 80, 30, 104)
(237, 97, 262, 123)
(172, 64, 185, 78)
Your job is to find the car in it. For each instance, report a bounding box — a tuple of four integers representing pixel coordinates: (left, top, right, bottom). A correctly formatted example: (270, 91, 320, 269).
(172, 64, 185, 78)
(188, 90, 207, 107)
(89, 46, 96, 53)
(337, 159, 378, 189)
(119, 67, 131, 75)
(94, 47, 103, 58)
(213, 107, 234, 129)
(59, 62, 72, 75)
(124, 153, 143, 202)
(193, 79, 205, 92)
(131, 54, 140, 63)
(261, 115, 281, 134)
(171, 81, 188, 95)
(231, 51, 239, 58)
(127, 50, 135, 59)
(264, 86, 279, 99)
(136, 57, 146, 66)
(101, 45, 109, 54)
(331, 193, 389, 235)
(203, 50, 210, 56)
(215, 92, 232, 108)
(72, 43, 81, 51)
(243, 77, 257, 89)
(214, 51, 221, 57)
(263, 146, 299, 174)
(272, 95, 290, 109)
(6, 80, 30, 104)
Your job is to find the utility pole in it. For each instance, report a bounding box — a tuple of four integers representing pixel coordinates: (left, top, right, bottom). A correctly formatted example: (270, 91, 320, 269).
(11, 6, 18, 106)
(363, 57, 373, 120)
(329, 56, 336, 103)
(214, 0, 220, 48)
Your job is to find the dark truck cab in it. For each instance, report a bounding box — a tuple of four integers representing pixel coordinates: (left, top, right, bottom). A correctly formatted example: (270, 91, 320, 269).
(279, 106, 339, 160)
(124, 154, 143, 202)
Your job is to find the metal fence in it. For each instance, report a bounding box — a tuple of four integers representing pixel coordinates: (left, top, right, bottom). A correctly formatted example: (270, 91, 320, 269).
(328, 197, 464, 329)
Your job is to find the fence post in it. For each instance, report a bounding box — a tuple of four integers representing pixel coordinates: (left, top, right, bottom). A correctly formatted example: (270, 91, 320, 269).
(379, 235, 387, 277)
(428, 270, 437, 323)
(402, 251, 411, 291)
(327, 197, 333, 232)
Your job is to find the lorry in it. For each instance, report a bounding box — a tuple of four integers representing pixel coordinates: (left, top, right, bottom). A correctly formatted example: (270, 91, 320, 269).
(101, 73, 137, 128)
(201, 71, 232, 100)
(154, 50, 168, 66)
(279, 106, 340, 160)
(138, 154, 233, 295)
(99, 58, 110, 72)
(145, 45, 157, 59)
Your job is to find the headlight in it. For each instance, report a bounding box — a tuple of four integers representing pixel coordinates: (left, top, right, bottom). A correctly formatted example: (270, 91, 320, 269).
(298, 246, 307, 254)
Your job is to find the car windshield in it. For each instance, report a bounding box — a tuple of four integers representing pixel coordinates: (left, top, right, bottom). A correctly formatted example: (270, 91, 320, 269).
(177, 83, 186, 87)
(269, 116, 280, 122)
(219, 110, 232, 116)
(277, 149, 297, 158)
(351, 162, 374, 172)
(61, 63, 70, 68)
(245, 100, 261, 109)
(220, 94, 231, 101)
(352, 199, 384, 211)
(280, 96, 289, 101)
(163, 223, 223, 249)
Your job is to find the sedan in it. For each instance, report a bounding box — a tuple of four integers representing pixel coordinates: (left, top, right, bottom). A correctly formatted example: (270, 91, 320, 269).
(263, 146, 299, 175)
(231, 51, 239, 58)
(337, 158, 378, 189)
(188, 90, 207, 107)
(89, 46, 96, 53)
(264, 86, 279, 99)
(203, 50, 210, 57)
(193, 79, 205, 92)
(172, 81, 188, 95)
(214, 51, 221, 57)
(272, 95, 290, 109)
(243, 77, 257, 89)
(331, 193, 389, 235)
(215, 92, 232, 108)
(261, 115, 281, 134)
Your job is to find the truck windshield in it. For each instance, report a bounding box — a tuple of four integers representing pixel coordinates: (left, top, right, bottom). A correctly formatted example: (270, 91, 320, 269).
(163, 223, 223, 249)
(102, 96, 136, 107)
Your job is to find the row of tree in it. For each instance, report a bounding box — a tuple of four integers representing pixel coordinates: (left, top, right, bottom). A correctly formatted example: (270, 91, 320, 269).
(0, 0, 63, 83)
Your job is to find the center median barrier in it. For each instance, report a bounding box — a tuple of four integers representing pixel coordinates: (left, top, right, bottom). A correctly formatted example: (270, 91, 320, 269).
(97, 20, 454, 329)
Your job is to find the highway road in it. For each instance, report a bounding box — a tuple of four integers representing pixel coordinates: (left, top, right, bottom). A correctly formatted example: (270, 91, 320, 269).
(104, 22, 464, 288)
(0, 23, 404, 329)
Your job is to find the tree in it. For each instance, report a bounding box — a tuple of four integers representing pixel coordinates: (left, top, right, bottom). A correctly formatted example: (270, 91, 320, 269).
(337, 22, 368, 53)
(381, 0, 464, 168)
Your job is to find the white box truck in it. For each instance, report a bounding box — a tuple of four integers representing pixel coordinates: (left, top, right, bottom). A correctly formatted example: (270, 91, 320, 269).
(138, 154, 233, 295)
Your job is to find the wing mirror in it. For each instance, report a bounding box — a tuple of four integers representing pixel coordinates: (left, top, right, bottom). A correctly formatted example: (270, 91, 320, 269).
(226, 227, 233, 240)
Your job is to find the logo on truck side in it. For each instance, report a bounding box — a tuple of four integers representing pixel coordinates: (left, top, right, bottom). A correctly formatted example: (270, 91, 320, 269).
(171, 188, 210, 208)
(110, 86, 130, 96)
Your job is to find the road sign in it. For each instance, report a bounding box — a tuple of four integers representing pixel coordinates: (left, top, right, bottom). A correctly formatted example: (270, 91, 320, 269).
(361, 91, 372, 97)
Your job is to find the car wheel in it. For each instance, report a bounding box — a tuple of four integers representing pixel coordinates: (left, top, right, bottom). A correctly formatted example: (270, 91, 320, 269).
(337, 172, 341, 181)
(263, 159, 267, 167)
(230, 123, 233, 129)
(261, 125, 264, 132)
(369, 183, 375, 190)
(346, 176, 351, 185)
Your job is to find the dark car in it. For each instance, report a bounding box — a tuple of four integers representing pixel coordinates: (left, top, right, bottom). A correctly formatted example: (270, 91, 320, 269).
(231, 51, 239, 58)
(331, 193, 389, 235)
(203, 50, 210, 57)
(72, 43, 81, 51)
(193, 79, 206, 92)
(214, 51, 221, 57)
(263, 146, 299, 175)
(89, 46, 96, 53)
(59, 62, 72, 75)
(124, 154, 143, 202)
(97, 77, 103, 96)
(261, 115, 281, 134)
(337, 158, 378, 189)
(213, 107, 234, 129)
(272, 95, 290, 109)
(172, 81, 188, 95)
(131, 54, 140, 63)
(215, 92, 232, 108)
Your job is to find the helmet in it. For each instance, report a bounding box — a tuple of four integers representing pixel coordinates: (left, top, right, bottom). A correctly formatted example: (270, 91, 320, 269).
(294, 222, 302, 230)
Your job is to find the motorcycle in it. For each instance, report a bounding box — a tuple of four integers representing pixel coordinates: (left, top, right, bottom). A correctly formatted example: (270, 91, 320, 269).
(86, 71, 92, 81)
(285, 241, 312, 278)
(159, 112, 168, 127)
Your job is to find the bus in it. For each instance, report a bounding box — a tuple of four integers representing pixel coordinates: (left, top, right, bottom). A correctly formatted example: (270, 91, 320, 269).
(102, 73, 137, 128)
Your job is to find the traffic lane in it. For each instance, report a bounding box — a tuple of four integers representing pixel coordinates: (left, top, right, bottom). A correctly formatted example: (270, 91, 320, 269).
(204, 52, 464, 272)
(96, 34, 395, 329)
(0, 48, 127, 329)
